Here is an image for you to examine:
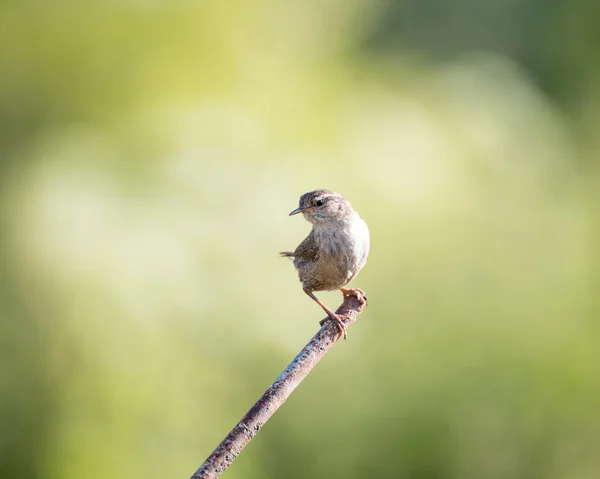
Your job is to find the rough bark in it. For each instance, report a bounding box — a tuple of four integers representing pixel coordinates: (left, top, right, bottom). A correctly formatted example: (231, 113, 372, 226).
(190, 290, 367, 479)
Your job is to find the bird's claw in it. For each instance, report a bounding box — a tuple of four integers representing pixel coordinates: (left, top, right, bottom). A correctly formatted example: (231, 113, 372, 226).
(340, 287, 368, 307)
(319, 313, 349, 340)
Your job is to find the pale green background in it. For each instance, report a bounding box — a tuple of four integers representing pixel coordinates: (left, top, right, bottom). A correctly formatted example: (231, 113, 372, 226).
(1, 1, 599, 478)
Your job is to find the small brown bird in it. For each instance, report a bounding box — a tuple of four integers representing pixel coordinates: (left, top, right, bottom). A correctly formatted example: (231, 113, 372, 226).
(281, 189, 370, 339)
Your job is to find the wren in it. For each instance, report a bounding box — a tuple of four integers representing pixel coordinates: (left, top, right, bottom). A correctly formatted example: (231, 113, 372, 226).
(281, 189, 370, 339)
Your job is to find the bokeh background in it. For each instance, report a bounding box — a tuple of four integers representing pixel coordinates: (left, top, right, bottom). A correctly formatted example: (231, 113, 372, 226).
(2, 1, 600, 478)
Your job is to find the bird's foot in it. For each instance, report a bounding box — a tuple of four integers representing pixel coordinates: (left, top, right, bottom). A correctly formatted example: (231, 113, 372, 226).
(340, 287, 368, 306)
(319, 313, 349, 340)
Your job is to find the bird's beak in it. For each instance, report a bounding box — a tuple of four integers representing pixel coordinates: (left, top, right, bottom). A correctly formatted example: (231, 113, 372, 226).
(289, 206, 315, 216)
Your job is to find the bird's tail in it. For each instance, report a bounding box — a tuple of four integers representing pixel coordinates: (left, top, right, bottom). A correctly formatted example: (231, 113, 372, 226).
(280, 251, 295, 258)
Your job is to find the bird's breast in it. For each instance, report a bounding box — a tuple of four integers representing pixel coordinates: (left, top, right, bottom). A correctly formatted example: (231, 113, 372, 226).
(311, 216, 369, 286)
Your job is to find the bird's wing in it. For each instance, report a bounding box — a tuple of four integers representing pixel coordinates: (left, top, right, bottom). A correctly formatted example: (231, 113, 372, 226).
(292, 231, 320, 262)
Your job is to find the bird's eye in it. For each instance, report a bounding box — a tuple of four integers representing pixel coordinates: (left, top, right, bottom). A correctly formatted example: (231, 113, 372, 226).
(315, 199, 323, 207)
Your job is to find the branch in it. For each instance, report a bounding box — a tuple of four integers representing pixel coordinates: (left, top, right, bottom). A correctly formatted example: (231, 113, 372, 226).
(190, 290, 368, 479)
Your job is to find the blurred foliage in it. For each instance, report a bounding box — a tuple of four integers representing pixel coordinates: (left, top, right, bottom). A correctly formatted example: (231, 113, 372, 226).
(1, 1, 600, 478)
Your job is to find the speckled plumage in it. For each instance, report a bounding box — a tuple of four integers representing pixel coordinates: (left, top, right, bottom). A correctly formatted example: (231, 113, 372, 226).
(281, 189, 369, 339)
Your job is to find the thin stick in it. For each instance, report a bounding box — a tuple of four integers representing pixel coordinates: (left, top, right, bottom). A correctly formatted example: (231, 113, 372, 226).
(190, 290, 367, 479)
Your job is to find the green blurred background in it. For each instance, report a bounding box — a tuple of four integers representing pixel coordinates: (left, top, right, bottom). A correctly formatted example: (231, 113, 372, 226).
(2, 1, 600, 478)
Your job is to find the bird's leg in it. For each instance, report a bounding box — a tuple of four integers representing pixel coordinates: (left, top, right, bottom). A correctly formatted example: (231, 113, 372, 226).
(304, 289, 348, 340)
(339, 287, 368, 306)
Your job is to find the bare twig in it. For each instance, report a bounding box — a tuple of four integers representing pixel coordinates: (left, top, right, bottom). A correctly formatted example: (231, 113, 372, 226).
(190, 290, 368, 479)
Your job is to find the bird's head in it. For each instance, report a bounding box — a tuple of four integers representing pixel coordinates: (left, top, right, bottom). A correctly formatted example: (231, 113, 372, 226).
(289, 189, 352, 225)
